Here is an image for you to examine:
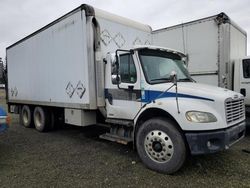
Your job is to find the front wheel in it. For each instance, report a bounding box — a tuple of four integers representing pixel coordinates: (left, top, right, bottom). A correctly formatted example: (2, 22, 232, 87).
(136, 118, 186, 174)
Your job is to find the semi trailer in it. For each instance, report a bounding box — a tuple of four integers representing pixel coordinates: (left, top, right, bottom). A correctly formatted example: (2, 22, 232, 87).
(153, 13, 250, 112)
(6, 5, 245, 174)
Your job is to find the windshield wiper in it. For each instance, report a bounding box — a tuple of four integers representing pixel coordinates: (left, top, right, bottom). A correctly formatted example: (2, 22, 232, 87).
(150, 78, 171, 82)
(178, 78, 191, 82)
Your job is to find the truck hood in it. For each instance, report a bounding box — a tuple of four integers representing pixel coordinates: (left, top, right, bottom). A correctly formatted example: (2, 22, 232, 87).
(143, 82, 243, 103)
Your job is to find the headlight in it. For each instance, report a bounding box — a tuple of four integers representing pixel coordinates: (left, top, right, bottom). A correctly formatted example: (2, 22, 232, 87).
(186, 111, 217, 123)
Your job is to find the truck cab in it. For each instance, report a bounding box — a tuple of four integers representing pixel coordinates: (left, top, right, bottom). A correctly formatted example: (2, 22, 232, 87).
(103, 45, 245, 173)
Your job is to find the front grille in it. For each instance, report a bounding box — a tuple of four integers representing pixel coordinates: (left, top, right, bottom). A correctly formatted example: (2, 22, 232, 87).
(225, 98, 245, 124)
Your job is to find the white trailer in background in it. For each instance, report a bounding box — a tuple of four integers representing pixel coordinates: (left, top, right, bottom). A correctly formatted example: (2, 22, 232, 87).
(153, 13, 250, 111)
(6, 6, 245, 174)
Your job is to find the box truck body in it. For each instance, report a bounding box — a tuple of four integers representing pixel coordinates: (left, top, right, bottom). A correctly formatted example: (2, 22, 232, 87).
(153, 13, 249, 106)
(7, 6, 151, 111)
(6, 6, 245, 174)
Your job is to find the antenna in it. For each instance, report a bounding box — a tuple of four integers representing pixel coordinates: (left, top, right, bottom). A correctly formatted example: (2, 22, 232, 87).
(175, 78, 180, 114)
(181, 23, 186, 54)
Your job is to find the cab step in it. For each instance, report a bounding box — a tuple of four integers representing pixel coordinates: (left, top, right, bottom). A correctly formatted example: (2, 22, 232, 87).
(105, 118, 133, 127)
(99, 133, 133, 145)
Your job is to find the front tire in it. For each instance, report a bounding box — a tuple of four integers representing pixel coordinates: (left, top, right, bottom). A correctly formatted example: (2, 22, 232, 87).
(136, 118, 186, 174)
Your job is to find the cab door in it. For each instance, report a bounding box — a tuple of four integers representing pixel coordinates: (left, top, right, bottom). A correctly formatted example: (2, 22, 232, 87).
(105, 52, 142, 120)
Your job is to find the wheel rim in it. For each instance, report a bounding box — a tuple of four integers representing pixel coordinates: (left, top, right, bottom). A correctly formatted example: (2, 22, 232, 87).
(23, 110, 29, 125)
(144, 130, 174, 163)
(34, 111, 42, 128)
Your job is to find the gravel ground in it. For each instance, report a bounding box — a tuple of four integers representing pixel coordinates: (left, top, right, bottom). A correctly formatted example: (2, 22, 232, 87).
(0, 91, 250, 187)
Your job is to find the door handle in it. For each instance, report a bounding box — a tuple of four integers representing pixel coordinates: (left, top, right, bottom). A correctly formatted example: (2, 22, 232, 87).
(128, 85, 134, 90)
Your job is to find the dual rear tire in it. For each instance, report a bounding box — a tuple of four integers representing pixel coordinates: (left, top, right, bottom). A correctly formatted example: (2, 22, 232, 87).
(33, 107, 54, 132)
(20, 105, 33, 128)
(20, 105, 54, 132)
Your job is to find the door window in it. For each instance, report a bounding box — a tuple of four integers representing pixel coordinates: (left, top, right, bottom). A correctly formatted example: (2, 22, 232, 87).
(243, 59, 250, 78)
(119, 54, 137, 83)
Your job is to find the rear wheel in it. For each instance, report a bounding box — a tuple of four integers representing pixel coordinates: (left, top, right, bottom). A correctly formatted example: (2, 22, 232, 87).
(20, 105, 33, 128)
(33, 106, 53, 132)
(136, 118, 186, 174)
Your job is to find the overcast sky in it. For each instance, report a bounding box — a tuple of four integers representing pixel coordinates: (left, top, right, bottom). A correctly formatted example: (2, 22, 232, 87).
(1, 0, 249, 59)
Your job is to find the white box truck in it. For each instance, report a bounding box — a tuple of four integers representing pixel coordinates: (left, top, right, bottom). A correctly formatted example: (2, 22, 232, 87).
(153, 13, 250, 112)
(6, 5, 245, 174)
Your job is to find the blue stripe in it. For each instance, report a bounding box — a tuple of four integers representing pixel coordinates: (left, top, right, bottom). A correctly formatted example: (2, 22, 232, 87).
(142, 90, 214, 103)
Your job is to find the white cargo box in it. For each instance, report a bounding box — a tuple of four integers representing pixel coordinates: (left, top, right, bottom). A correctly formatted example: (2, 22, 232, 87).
(7, 5, 151, 110)
(153, 13, 247, 89)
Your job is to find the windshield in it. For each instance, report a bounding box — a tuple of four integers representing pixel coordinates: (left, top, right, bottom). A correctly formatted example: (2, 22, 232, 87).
(138, 49, 192, 84)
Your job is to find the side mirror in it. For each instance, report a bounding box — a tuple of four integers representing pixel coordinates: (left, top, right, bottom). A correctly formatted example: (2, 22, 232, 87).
(111, 74, 121, 85)
(110, 53, 121, 85)
(170, 71, 177, 85)
(111, 49, 133, 86)
(181, 55, 188, 69)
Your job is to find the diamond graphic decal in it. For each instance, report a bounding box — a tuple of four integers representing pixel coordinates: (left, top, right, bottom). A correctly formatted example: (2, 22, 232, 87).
(133, 37, 142, 45)
(114, 32, 125, 48)
(101, 29, 112, 46)
(10, 87, 18, 97)
(10, 88, 14, 97)
(144, 40, 151, 45)
(14, 87, 18, 96)
(76, 81, 86, 99)
(66, 82, 75, 98)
